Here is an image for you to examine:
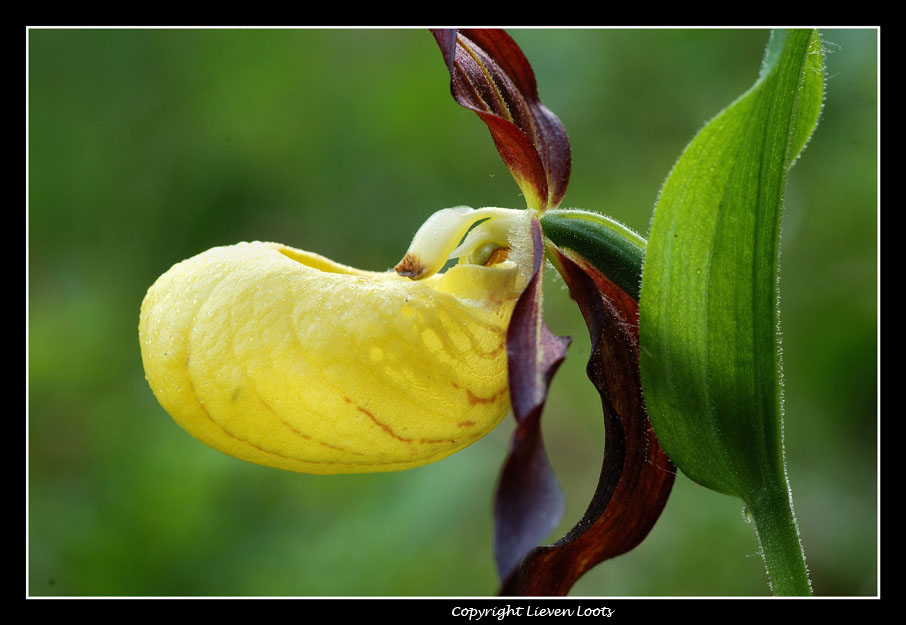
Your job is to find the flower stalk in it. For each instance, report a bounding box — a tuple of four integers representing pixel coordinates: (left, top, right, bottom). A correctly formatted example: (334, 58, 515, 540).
(749, 483, 812, 596)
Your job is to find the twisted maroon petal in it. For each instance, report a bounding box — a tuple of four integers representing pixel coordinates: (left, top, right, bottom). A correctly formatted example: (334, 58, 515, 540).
(499, 250, 675, 596)
(495, 217, 570, 582)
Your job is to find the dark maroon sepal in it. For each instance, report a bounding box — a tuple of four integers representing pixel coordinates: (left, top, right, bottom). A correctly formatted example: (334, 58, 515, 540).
(431, 29, 571, 210)
(499, 250, 675, 596)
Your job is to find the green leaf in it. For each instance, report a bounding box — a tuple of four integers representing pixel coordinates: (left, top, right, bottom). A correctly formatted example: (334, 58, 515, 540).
(639, 29, 824, 595)
(540, 209, 646, 302)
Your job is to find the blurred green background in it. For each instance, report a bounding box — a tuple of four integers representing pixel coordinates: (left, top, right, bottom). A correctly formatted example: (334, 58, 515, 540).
(28, 28, 877, 596)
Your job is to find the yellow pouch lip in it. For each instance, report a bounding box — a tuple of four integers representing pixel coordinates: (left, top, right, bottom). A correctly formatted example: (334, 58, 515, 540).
(273, 244, 383, 277)
(273, 240, 525, 306)
(140, 239, 522, 474)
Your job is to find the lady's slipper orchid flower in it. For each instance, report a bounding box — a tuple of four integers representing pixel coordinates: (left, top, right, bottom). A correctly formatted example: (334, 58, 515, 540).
(140, 207, 533, 474)
(139, 28, 676, 597)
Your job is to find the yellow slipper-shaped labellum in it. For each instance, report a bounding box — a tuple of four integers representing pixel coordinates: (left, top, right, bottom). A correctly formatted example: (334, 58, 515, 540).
(140, 208, 532, 474)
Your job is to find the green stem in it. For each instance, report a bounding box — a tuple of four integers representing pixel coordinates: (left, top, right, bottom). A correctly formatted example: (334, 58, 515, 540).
(748, 484, 812, 596)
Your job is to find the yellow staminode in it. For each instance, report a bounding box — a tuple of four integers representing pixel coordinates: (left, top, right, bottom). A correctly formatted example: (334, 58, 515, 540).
(139, 208, 531, 474)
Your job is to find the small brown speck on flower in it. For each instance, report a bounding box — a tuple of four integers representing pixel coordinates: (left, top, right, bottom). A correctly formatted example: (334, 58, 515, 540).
(395, 253, 426, 279)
